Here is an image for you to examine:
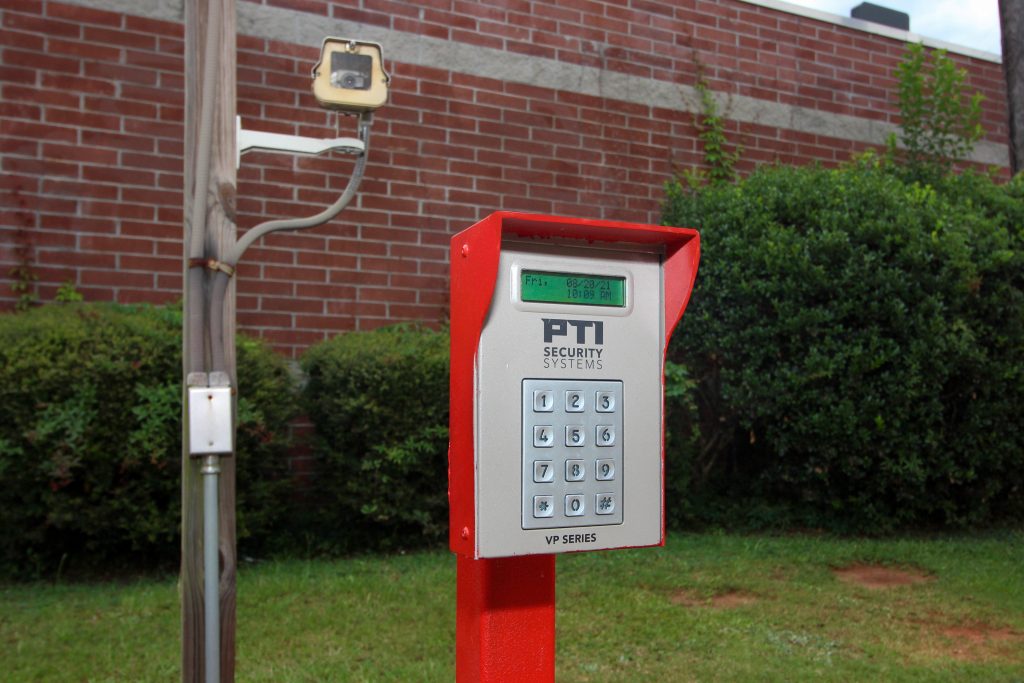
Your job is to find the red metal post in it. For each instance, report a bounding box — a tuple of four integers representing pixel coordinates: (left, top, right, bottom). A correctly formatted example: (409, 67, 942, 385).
(456, 555, 556, 682)
(449, 213, 699, 682)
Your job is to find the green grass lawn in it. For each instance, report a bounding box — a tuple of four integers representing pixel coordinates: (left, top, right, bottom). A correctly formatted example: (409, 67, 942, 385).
(3, 531, 1023, 681)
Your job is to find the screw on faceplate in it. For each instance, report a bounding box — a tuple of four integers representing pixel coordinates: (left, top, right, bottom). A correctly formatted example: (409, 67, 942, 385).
(461, 526, 470, 539)
(461, 244, 469, 257)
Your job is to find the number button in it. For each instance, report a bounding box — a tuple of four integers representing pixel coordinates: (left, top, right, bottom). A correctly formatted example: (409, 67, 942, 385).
(596, 425, 615, 447)
(595, 459, 615, 481)
(533, 495, 554, 518)
(595, 493, 616, 515)
(595, 391, 615, 412)
(533, 390, 554, 412)
(565, 494, 585, 516)
(565, 390, 584, 412)
(565, 425, 585, 447)
(565, 459, 585, 482)
(533, 426, 554, 448)
(533, 460, 554, 483)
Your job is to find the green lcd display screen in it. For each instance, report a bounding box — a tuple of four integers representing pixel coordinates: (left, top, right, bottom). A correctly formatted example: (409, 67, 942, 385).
(520, 270, 626, 307)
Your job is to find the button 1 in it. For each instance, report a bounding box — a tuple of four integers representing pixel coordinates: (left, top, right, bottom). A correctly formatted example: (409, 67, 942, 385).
(533, 389, 554, 412)
(565, 494, 585, 516)
(533, 495, 554, 518)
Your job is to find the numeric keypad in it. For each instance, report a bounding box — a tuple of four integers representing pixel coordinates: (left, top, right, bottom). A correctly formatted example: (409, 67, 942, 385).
(522, 379, 623, 529)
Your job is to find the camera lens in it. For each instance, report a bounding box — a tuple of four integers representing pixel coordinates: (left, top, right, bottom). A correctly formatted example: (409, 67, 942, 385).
(330, 53, 373, 90)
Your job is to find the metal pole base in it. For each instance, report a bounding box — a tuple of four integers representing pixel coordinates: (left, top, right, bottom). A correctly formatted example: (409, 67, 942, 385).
(455, 554, 556, 682)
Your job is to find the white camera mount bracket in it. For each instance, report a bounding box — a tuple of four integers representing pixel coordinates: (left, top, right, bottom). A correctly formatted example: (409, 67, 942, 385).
(235, 116, 365, 169)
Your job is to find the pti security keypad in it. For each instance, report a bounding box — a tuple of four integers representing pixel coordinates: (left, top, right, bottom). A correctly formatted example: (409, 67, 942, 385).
(522, 378, 623, 529)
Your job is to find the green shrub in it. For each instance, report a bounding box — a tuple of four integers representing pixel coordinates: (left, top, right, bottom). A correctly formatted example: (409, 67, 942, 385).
(662, 159, 1024, 531)
(301, 325, 449, 551)
(0, 303, 296, 578)
(886, 43, 984, 185)
(663, 360, 701, 528)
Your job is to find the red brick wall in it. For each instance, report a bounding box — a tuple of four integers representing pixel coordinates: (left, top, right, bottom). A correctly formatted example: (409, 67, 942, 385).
(1, 0, 1010, 357)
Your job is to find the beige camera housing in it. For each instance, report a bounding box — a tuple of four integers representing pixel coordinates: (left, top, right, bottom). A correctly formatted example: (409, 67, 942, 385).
(311, 38, 390, 112)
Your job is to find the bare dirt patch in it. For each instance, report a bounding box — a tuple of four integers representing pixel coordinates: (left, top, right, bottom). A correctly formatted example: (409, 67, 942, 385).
(833, 563, 932, 589)
(901, 615, 1024, 664)
(671, 588, 758, 609)
(939, 622, 1024, 662)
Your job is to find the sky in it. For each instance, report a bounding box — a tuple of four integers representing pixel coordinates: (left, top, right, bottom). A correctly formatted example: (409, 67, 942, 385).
(782, 0, 1003, 55)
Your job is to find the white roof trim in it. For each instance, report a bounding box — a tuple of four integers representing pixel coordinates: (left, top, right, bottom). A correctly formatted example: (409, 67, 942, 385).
(739, 0, 1001, 63)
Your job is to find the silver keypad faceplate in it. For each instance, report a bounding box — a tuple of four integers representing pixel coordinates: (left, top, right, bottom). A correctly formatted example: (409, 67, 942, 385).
(474, 240, 665, 558)
(522, 379, 623, 529)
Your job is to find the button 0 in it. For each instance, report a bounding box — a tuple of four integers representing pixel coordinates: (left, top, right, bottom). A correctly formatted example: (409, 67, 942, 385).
(595, 391, 615, 412)
(533, 390, 554, 412)
(565, 494, 585, 516)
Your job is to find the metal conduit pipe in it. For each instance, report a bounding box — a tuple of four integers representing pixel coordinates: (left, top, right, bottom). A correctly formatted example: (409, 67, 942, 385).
(187, 268, 207, 376)
(229, 115, 372, 266)
(207, 115, 372, 374)
(201, 454, 221, 683)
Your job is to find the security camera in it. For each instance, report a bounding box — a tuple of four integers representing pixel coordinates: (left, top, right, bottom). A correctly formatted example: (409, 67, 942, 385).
(312, 38, 390, 112)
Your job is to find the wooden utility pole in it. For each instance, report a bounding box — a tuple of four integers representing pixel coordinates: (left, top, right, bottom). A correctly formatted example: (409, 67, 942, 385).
(999, 0, 1024, 175)
(183, 0, 237, 681)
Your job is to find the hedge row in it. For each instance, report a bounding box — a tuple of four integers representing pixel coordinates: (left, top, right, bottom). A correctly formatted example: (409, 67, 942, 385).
(300, 324, 450, 553)
(0, 307, 451, 577)
(297, 325, 701, 550)
(4, 161, 1020, 575)
(662, 159, 1024, 531)
(0, 304, 296, 578)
